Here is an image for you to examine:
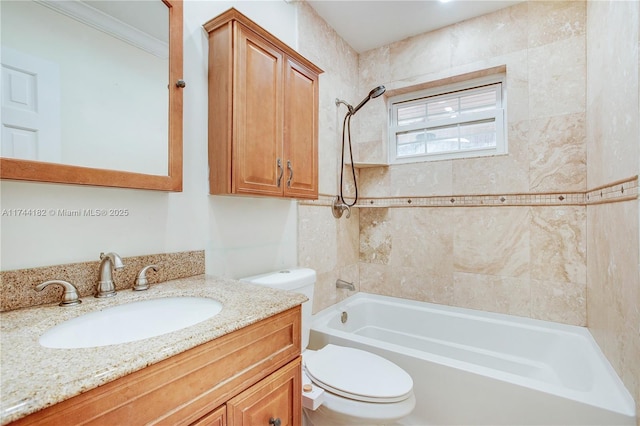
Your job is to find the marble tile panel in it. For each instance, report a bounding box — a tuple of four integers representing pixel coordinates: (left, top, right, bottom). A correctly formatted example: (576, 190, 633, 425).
(528, 1, 586, 48)
(354, 137, 386, 165)
(529, 36, 586, 119)
(619, 320, 640, 417)
(358, 167, 391, 198)
(505, 51, 529, 124)
(585, 0, 640, 188)
(336, 165, 359, 204)
(359, 262, 394, 297)
(336, 206, 360, 267)
(389, 265, 454, 306)
(586, 200, 640, 417)
(389, 161, 453, 197)
(353, 100, 388, 157)
(359, 46, 391, 94)
(530, 279, 586, 326)
(452, 120, 529, 195)
(453, 207, 531, 279)
(311, 269, 337, 314)
(388, 26, 452, 82)
(529, 112, 587, 192)
(297, 204, 337, 273)
(452, 272, 531, 317)
(296, 1, 357, 77)
(388, 208, 454, 275)
(530, 206, 586, 285)
(451, 2, 529, 67)
(318, 81, 340, 194)
(359, 208, 392, 264)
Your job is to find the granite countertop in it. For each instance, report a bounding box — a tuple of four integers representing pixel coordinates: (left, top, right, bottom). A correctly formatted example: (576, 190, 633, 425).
(0, 275, 307, 425)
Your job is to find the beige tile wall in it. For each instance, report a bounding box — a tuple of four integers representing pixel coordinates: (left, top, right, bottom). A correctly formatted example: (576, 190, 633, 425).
(353, 0, 590, 326)
(586, 0, 640, 421)
(358, 205, 587, 325)
(296, 4, 361, 313)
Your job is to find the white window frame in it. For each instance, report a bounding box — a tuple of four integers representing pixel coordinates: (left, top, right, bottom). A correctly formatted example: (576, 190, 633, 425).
(388, 74, 507, 164)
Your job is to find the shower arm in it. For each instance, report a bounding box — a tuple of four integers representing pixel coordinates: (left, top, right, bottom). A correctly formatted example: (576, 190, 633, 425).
(335, 99, 354, 115)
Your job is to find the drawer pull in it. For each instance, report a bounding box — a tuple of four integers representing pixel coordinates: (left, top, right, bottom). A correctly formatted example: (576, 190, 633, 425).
(269, 417, 281, 426)
(286, 160, 293, 188)
(276, 158, 284, 187)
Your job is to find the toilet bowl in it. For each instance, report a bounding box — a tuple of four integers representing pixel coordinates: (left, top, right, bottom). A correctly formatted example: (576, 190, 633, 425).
(240, 269, 415, 425)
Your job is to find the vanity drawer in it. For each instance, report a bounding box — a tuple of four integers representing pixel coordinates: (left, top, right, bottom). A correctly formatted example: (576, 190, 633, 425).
(11, 306, 301, 426)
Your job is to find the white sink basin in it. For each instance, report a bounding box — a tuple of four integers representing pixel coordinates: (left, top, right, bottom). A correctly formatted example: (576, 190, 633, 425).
(39, 297, 223, 349)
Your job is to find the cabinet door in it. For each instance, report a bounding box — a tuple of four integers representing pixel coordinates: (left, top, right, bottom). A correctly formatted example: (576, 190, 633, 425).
(283, 59, 319, 199)
(191, 405, 226, 426)
(227, 358, 301, 426)
(233, 24, 284, 197)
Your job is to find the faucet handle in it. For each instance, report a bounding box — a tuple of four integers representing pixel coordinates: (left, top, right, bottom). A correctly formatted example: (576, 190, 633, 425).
(133, 265, 159, 291)
(35, 280, 82, 306)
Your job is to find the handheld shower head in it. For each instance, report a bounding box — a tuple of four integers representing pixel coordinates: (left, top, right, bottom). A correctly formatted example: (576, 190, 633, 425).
(351, 85, 386, 115)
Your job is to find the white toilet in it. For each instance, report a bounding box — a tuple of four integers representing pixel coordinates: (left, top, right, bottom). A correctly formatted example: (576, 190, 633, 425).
(240, 268, 416, 425)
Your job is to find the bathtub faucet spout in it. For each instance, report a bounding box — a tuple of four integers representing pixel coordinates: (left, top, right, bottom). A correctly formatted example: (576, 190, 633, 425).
(336, 279, 355, 291)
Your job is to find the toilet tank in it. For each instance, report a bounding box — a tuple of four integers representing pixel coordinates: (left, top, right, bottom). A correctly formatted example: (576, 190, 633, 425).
(240, 268, 315, 350)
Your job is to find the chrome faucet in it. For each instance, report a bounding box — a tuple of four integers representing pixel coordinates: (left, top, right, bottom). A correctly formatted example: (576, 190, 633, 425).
(96, 252, 124, 298)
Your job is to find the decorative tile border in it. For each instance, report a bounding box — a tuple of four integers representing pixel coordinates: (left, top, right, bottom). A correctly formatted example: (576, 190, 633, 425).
(585, 176, 639, 205)
(303, 176, 638, 209)
(299, 194, 338, 207)
(357, 192, 585, 208)
(0, 250, 205, 312)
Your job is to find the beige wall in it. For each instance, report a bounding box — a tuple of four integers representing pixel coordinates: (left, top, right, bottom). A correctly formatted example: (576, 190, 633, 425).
(295, 2, 361, 312)
(585, 0, 640, 420)
(356, 1, 588, 325)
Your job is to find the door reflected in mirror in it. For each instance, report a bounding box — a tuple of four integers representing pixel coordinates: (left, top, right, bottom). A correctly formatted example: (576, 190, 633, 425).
(1, 0, 168, 175)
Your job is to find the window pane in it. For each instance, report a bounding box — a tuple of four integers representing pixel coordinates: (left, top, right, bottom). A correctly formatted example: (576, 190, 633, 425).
(390, 79, 504, 162)
(459, 120, 496, 150)
(460, 89, 497, 114)
(427, 97, 458, 120)
(397, 104, 426, 126)
(396, 130, 426, 157)
(426, 125, 459, 153)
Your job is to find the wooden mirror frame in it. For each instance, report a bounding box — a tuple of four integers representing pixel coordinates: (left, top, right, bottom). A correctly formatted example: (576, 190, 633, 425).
(0, 0, 183, 191)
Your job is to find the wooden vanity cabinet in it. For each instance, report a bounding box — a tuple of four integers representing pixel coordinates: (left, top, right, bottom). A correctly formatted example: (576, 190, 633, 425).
(205, 8, 322, 200)
(10, 307, 302, 426)
(226, 357, 301, 426)
(191, 358, 301, 426)
(191, 405, 226, 426)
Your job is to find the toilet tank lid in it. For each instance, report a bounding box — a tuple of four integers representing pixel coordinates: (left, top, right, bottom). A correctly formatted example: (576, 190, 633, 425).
(239, 268, 316, 291)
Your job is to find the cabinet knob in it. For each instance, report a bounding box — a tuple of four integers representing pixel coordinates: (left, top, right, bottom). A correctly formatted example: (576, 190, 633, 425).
(269, 418, 281, 426)
(176, 79, 186, 88)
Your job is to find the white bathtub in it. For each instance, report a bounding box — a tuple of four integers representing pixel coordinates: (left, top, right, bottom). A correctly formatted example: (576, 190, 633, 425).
(308, 293, 636, 425)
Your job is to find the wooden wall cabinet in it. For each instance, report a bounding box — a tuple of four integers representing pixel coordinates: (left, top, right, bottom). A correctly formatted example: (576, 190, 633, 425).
(205, 8, 323, 200)
(10, 307, 302, 426)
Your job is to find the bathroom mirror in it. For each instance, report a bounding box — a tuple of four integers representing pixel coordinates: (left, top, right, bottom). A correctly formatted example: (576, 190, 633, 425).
(0, 0, 183, 191)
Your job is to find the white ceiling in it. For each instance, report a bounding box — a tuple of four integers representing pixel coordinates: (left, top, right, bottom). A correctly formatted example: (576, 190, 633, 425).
(306, 0, 522, 53)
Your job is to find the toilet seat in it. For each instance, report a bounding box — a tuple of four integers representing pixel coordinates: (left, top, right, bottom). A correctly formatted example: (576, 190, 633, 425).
(304, 344, 413, 403)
